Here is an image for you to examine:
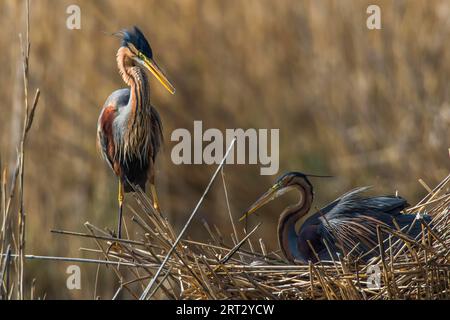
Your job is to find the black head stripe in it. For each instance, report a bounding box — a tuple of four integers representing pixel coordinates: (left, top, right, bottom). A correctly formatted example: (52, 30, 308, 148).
(119, 26, 153, 59)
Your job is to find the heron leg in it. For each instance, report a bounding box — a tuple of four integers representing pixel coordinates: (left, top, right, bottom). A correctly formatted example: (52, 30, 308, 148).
(150, 183, 160, 212)
(117, 180, 124, 239)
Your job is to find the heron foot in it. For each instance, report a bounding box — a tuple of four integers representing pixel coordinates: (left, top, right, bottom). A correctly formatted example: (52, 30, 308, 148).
(117, 181, 124, 239)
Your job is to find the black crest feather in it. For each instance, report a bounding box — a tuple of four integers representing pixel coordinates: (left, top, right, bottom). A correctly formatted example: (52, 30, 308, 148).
(117, 26, 153, 58)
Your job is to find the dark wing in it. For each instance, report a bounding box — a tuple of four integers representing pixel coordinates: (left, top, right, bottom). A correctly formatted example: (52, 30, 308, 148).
(303, 187, 378, 226)
(316, 187, 410, 259)
(324, 186, 409, 220)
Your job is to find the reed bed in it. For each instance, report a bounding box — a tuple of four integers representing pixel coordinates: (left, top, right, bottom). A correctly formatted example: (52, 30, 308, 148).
(51, 170, 450, 300)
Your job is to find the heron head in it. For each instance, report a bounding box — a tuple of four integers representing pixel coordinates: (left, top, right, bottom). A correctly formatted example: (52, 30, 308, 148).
(117, 26, 175, 94)
(239, 172, 312, 221)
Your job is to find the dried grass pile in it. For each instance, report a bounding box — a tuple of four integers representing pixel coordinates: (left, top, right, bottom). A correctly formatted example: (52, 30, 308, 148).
(55, 172, 450, 300)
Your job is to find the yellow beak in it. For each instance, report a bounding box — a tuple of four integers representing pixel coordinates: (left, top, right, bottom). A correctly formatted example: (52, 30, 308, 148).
(138, 54, 175, 95)
(239, 185, 280, 222)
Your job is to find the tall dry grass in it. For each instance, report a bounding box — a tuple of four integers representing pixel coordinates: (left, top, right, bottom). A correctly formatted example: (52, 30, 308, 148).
(0, 0, 449, 298)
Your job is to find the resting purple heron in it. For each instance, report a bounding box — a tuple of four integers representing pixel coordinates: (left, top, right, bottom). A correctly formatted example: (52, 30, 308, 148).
(97, 26, 175, 238)
(241, 172, 432, 263)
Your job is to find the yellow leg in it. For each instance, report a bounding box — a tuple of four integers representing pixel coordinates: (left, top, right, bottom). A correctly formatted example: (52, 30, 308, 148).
(117, 180, 124, 239)
(150, 183, 160, 212)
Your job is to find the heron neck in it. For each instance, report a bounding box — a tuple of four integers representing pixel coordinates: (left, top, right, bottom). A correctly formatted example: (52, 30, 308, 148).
(126, 66, 151, 116)
(117, 52, 153, 160)
(117, 48, 151, 116)
(277, 182, 314, 263)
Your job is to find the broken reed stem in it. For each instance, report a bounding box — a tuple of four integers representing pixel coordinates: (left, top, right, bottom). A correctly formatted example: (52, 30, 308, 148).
(17, 0, 37, 300)
(16, 87, 40, 300)
(221, 168, 239, 243)
(140, 138, 236, 300)
(219, 223, 261, 264)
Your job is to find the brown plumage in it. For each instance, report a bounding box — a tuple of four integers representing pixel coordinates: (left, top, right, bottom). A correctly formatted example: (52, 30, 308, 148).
(97, 26, 174, 238)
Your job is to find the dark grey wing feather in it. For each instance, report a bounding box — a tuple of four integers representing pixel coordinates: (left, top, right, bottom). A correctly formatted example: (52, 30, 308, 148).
(303, 187, 373, 226)
(316, 187, 414, 260)
(324, 187, 408, 220)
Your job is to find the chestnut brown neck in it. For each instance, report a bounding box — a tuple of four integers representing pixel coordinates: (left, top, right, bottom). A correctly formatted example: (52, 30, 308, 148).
(116, 47, 152, 161)
(277, 177, 314, 263)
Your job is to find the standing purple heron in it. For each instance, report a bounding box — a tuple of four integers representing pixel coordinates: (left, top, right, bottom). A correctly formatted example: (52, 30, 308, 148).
(97, 26, 175, 238)
(241, 172, 432, 263)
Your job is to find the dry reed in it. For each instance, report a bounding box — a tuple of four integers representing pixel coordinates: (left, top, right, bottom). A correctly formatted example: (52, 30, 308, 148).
(50, 170, 449, 300)
(0, 0, 40, 300)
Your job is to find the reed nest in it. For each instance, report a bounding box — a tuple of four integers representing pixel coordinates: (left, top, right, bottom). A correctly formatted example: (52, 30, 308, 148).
(52, 172, 450, 300)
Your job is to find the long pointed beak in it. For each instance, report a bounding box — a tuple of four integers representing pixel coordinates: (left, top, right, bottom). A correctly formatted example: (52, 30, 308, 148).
(239, 185, 280, 222)
(138, 55, 175, 94)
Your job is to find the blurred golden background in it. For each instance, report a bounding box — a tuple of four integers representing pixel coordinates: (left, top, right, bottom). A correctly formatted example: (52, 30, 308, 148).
(0, 0, 449, 299)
